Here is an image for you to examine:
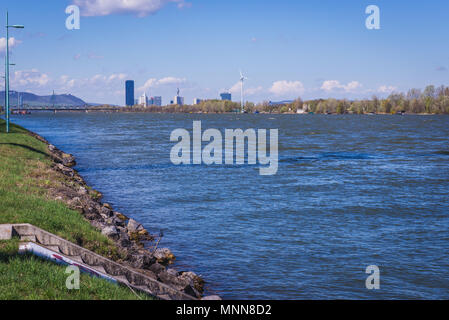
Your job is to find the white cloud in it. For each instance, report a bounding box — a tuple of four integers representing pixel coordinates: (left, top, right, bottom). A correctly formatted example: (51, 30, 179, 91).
(73, 0, 190, 17)
(107, 73, 127, 82)
(269, 80, 305, 96)
(345, 81, 362, 91)
(55, 73, 128, 94)
(229, 82, 240, 94)
(12, 69, 50, 87)
(378, 85, 398, 93)
(246, 86, 264, 95)
(83, 73, 128, 85)
(138, 76, 187, 91)
(321, 80, 362, 92)
(140, 78, 157, 91)
(157, 76, 186, 85)
(0, 37, 22, 53)
(228, 82, 263, 97)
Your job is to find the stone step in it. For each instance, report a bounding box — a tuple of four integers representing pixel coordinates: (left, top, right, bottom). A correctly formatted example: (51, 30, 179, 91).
(69, 255, 84, 264)
(92, 265, 107, 275)
(45, 245, 61, 253)
(114, 275, 131, 286)
(5, 223, 199, 300)
(134, 286, 157, 297)
(20, 235, 37, 242)
(134, 285, 150, 291)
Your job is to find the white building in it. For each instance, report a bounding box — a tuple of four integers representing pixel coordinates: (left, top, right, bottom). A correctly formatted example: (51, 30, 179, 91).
(139, 93, 148, 107)
(193, 98, 202, 105)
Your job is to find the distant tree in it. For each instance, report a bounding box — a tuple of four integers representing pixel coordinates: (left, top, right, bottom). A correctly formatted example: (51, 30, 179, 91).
(290, 98, 303, 113)
(381, 99, 392, 114)
(423, 85, 436, 98)
(407, 88, 422, 100)
(371, 95, 379, 113)
(336, 103, 344, 114)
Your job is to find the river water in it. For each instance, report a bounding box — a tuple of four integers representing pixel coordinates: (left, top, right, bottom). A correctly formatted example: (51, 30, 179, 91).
(12, 113, 449, 299)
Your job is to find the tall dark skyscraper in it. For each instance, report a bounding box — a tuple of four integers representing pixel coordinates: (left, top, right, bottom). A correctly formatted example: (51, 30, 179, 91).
(125, 80, 135, 106)
(220, 92, 232, 101)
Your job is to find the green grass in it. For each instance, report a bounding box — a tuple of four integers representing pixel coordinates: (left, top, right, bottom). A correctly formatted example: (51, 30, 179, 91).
(0, 240, 150, 300)
(0, 119, 150, 300)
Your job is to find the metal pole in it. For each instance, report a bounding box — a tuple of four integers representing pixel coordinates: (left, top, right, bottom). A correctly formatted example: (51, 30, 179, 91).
(5, 11, 9, 133)
(241, 80, 244, 113)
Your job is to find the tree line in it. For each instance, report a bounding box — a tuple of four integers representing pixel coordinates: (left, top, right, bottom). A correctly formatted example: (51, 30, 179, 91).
(255, 85, 449, 114)
(91, 85, 449, 114)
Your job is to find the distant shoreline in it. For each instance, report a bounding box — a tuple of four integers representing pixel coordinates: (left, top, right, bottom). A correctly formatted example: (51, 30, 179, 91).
(6, 109, 447, 116)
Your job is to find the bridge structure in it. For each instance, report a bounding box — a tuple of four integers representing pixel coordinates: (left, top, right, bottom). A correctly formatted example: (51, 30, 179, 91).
(10, 107, 120, 113)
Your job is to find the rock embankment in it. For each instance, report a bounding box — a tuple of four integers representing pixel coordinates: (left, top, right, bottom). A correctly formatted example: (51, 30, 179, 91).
(28, 130, 218, 300)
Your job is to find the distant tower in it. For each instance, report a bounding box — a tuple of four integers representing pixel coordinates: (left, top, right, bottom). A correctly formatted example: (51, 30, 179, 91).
(239, 71, 247, 113)
(51, 90, 56, 108)
(125, 80, 135, 106)
(174, 88, 184, 105)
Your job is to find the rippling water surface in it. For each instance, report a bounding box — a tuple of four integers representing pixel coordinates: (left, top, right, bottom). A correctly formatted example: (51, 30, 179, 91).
(12, 113, 449, 299)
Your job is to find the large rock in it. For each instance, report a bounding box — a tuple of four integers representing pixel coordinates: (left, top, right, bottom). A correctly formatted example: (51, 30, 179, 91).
(154, 248, 176, 264)
(167, 268, 179, 277)
(148, 262, 165, 275)
(99, 206, 113, 219)
(127, 219, 152, 242)
(55, 163, 75, 177)
(127, 219, 143, 233)
(118, 230, 131, 248)
(103, 203, 113, 210)
(101, 225, 119, 240)
(128, 252, 156, 269)
(78, 186, 88, 195)
(110, 216, 126, 228)
(114, 212, 129, 222)
(49, 144, 77, 167)
(178, 271, 205, 295)
(157, 270, 201, 298)
(61, 153, 76, 167)
(91, 220, 106, 231)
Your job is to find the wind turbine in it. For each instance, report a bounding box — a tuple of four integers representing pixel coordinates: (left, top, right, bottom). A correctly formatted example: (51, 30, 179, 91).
(239, 70, 247, 113)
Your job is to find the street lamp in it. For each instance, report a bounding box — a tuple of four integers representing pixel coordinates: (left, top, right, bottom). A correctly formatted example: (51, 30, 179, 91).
(4, 11, 24, 133)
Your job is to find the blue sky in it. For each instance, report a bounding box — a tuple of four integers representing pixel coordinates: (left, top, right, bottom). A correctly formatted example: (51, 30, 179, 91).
(0, 0, 448, 105)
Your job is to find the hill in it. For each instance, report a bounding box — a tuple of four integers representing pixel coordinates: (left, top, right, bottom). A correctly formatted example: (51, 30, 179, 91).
(0, 91, 87, 108)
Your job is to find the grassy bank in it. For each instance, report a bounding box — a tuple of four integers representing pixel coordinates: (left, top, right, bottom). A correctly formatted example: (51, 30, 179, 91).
(0, 119, 149, 300)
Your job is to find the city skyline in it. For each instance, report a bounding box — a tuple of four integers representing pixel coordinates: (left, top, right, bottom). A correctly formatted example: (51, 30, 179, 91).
(1, 0, 449, 105)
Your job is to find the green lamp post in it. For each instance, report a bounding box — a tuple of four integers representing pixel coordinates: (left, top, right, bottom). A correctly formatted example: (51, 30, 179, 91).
(4, 11, 24, 133)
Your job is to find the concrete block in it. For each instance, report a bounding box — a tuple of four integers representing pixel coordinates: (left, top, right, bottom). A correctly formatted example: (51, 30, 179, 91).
(0, 224, 13, 240)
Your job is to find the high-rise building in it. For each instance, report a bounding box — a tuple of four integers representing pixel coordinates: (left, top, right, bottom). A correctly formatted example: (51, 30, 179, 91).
(174, 88, 184, 106)
(174, 96, 184, 105)
(151, 96, 162, 107)
(220, 92, 232, 101)
(193, 98, 202, 105)
(139, 93, 148, 107)
(125, 80, 135, 106)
